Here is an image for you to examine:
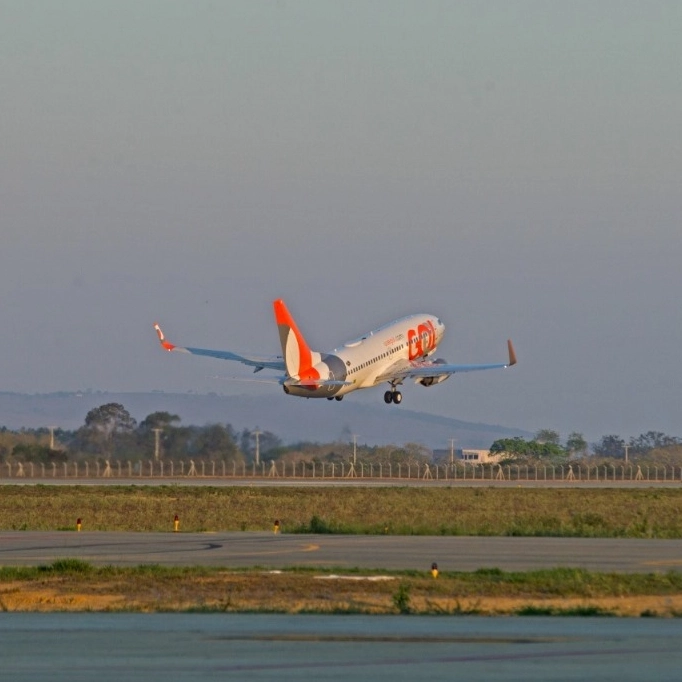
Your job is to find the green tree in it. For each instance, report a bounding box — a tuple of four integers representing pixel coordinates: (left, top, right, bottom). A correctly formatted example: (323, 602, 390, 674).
(535, 429, 561, 445)
(490, 437, 566, 463)
(629, 431, 680, 455)
(593, 435, 625, 459)
(12, 443, 68, 464)
(84, 403, 136, 437)
(139, 411, 181, 430)
(189, 424, 241, 462)
(73, 403, 137, 458)
(566, 432, 588, 457)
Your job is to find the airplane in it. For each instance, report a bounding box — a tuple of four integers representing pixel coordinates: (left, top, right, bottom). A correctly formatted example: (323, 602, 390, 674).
(154, 299, 516, 405)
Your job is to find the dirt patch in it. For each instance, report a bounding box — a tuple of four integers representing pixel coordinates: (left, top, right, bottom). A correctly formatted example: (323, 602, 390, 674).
(0, 584, 123, 612)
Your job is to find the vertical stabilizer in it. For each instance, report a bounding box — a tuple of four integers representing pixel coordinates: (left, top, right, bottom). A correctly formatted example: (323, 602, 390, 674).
(273, 299, 319, 379)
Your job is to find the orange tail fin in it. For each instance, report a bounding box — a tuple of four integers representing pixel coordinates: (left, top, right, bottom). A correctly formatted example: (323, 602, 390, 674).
(273, 299, 318, 379)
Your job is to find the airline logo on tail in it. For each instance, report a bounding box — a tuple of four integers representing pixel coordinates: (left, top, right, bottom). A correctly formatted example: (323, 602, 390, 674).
(274, 299, 320, 382)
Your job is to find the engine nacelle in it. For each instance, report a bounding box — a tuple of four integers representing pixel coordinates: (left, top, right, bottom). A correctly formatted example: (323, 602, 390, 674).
(417, 358, 450, 387)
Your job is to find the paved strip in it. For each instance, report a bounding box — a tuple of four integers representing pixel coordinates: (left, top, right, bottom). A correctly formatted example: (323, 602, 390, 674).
(2, 614, 682, 682)
(1, 531, 681, 572)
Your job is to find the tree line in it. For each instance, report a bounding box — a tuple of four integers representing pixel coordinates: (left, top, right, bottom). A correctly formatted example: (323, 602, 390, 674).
(490, 429, 682, 464)
(0, 402, 432, 467)
(1, 403, 681, 466)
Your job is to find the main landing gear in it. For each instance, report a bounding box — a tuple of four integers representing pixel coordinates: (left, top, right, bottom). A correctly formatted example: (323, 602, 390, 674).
(327, 396, 344, 401)
(384, 390, 402, 404)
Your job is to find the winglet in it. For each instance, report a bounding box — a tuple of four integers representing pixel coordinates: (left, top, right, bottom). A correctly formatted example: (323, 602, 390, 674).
(507, 339, 517, 367)
(154, 323, 176, 352)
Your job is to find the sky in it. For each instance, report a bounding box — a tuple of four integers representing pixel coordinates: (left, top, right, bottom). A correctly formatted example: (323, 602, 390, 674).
(1, 1, 681, 445)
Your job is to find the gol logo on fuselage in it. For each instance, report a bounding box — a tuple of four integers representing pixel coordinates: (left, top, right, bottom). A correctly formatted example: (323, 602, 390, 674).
(407, 320, 436, 361)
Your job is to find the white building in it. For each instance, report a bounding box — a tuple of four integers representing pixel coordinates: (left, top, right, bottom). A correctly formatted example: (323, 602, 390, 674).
(433, 448, 504, 465)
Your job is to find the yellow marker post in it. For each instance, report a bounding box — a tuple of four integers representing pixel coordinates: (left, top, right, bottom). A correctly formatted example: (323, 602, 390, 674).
(76, 518, 82, 532)
(273, 519, 280, 534)
(431, 562, 438, 579)
(173, 514, 180, 532)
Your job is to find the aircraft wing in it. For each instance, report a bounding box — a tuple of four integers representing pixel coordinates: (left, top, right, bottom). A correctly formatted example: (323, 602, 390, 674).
(376, 340, 517, 383)
(154, 324, 286, 373)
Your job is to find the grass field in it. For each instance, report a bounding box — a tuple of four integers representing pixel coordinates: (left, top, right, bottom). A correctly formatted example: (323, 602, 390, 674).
(3, 486, 682, 615)
(1, 485, 682, 537)
(2, 561, 682, 616)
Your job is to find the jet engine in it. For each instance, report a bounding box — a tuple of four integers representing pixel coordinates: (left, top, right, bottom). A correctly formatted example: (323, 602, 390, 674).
(416, 359, 451, 387)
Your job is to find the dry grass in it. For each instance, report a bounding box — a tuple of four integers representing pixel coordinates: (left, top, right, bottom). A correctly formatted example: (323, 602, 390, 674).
(1, 485, 682, 537)
(2, 565, 682, 616)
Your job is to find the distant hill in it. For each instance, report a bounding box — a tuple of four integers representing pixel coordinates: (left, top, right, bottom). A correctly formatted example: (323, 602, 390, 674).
(0, 391, 530, 450)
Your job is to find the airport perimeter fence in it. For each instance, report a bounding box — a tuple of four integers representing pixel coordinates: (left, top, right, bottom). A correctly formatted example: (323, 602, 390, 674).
(1, 460, 682, 483)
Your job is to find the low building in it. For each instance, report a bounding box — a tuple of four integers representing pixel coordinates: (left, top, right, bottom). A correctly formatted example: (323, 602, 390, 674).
(432, 448, 504, 465)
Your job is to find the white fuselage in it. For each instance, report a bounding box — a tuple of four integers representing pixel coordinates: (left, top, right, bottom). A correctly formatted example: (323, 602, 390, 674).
(283, 314, 445, 398)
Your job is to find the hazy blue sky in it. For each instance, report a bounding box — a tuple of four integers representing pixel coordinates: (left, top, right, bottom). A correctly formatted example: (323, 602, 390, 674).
(2, 1, 681, 444)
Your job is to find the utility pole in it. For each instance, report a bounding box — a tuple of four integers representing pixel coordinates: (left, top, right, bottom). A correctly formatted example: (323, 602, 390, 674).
(624, 444, 630, 464)
(253, 428, 262, 465)
(48, 426, 57, 450)
(449, 438, 457, 465)
(352, 434, 358, 465)
(152, 428, 163, 461)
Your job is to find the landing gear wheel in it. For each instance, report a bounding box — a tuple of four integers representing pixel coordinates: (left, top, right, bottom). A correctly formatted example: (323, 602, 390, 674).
(393, 391, 402, 404)
(335, 396, 343, 401)
(327, 397, 334, 401)
(384, 391, 393, 404)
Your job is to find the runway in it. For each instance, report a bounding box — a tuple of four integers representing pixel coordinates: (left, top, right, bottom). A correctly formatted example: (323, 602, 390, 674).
(2, 613, 682, 682)
(1, 531, 681, 572)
